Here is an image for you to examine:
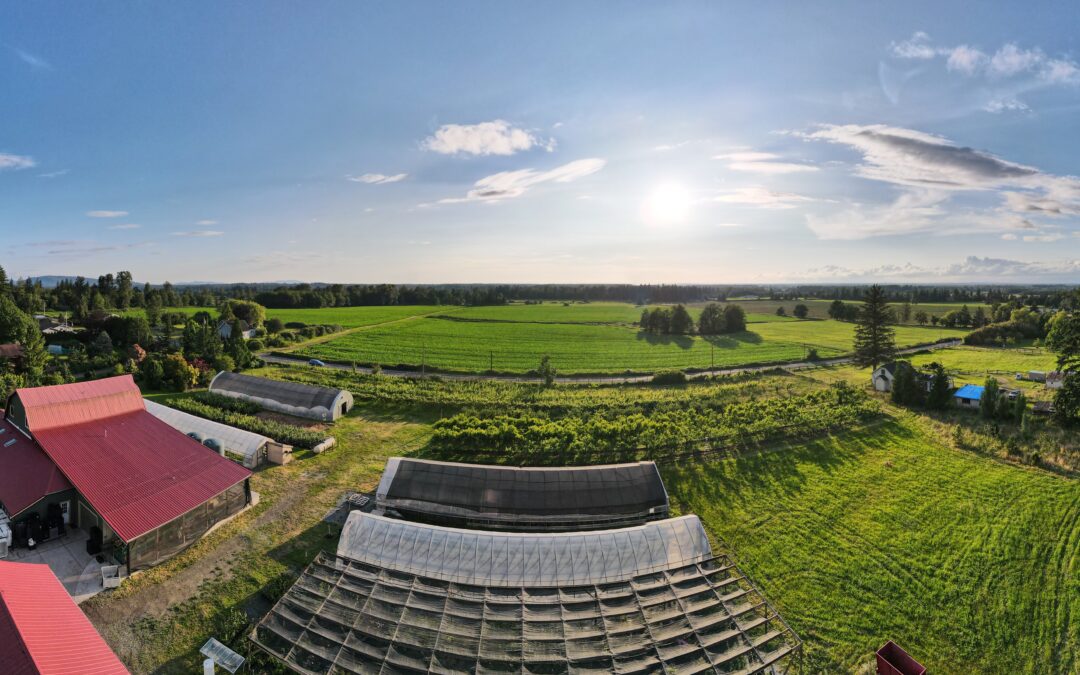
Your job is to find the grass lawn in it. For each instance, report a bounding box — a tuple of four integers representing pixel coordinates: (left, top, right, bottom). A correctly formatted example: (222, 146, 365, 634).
(909, 344, 1059, 376)
(665, 414, 1080, 674)
(292, 311, 966, 374)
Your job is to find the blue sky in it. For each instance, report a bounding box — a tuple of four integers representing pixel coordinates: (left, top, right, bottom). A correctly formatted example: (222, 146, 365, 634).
(2, 1, 1079, 283)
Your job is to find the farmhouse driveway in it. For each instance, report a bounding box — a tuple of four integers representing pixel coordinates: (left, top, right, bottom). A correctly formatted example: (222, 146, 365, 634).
(260, 339, 962, 384)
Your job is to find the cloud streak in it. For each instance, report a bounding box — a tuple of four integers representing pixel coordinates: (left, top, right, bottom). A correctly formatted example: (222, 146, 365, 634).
(890, 32, 1080, 84)
(423, 120, 553, 156)
(436, 158, 606, 204)
(86, 210, 129, 218)
(346, 172, 408, 184)
(0, 153, 35, 170)
(712, 186, 818, 209)
(171, 230, 224, 237)
(798, 256, 1080, 282)
(714, 151, 817, 174)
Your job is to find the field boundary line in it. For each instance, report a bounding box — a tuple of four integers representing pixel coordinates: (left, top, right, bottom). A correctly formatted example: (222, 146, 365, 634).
(272, 306, 465, 354)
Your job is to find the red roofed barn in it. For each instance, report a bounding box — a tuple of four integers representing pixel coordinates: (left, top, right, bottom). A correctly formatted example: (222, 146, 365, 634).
(2, 375, 252, 571)
(0, 560, 129, 674)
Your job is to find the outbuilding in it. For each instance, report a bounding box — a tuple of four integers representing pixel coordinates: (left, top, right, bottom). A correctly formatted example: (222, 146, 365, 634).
(0, 560, 129, 674)
(3, 376, 252, 571)
(209, 371, 353, 421)
(954, 384, 984, 409)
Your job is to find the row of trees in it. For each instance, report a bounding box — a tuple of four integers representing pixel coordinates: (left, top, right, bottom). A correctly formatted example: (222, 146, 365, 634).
(639, 304, 747, 336)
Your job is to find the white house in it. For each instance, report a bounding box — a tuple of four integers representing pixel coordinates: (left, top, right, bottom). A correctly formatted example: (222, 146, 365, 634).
(217, 320, 257, 340)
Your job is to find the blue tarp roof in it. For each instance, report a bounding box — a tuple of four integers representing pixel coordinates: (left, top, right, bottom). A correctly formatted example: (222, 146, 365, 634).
(955, 384, 985, 400)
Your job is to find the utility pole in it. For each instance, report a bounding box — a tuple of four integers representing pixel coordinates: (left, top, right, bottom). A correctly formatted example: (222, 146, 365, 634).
(490, 350, 494, 372)
(422, 344, 426, 377)
(711, 344, 714, 370)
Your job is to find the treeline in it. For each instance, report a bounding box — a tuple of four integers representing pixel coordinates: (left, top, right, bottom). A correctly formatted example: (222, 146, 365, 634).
(640, 303, 747, 335)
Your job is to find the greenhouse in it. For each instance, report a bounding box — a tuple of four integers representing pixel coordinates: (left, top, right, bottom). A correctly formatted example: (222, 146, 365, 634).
(375, 458, 670, 531)
(209, 371, 353, 421)
(145, 399, 271, 468)
(251, 513, 802, 674)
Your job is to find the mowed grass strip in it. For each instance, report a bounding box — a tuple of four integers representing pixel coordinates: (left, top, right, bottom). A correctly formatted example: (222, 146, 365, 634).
(296, 313, 966, 374)
(665, 415, 1080, 674)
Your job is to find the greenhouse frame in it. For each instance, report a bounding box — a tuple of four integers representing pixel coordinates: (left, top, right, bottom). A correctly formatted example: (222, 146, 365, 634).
(375, 458, 670, 531)
(145, 399, 271, 468)
(251, 513, 802, 674)
(209, 371, 353, 422)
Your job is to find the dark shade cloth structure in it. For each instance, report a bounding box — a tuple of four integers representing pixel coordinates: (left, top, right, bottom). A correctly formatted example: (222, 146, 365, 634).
(251, 513, 801, 674)
(376, 458, 670, 531)
(0, 561, 130, 674)
(209, 371, 353, 421)
(4, 376, 252, 570)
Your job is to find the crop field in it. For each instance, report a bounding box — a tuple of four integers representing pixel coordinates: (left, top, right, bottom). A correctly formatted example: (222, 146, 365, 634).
(443, 301, 790, 324)
(703, 298, 995, 322)
(292, 308, 966, 374)
(666, 415, 1080, 673)
(125, 304, 444, 328)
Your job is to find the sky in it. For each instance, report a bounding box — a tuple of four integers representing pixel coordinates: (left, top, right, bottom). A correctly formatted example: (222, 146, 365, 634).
(2, 1, 1080, 284)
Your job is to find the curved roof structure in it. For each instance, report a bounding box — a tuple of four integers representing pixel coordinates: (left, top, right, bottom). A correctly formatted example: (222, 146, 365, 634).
(209, 372, 353, 421)
(339, 512, 709, 587)
(253, 513, 801, 674)
(376, 458, 669, 531)
(145, 399, 270, 468)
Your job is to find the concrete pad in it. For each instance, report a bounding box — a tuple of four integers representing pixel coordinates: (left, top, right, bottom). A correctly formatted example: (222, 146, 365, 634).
(4, 529, 111, 603)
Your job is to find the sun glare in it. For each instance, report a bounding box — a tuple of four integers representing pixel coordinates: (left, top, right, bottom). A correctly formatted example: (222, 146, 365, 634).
(642, 182, 692, 226)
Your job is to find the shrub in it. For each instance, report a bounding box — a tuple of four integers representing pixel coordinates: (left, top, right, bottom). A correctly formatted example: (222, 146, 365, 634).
(166, 397, 325, 448)
(651, 370, 687, 385)
(247, 339, 264, 352)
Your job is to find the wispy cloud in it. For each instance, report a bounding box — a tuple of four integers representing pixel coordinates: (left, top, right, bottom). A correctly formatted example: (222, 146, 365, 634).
(798, 123, 1080, 239)
(712, 186, 818, 209)
(11, 46, 52, 71)
(0, 153, 35, 170)
(86, 210, 129, 218)
(107, 223, 141, 230)
(172, 230, 224, 237)
(346, 172, 408, 184)
(890, 32, 1080, 84)
(37, 169, 69, 178)
(713, 151, 817, 174)
(196, 219, 218, 226)
(434, 158, 605, 204)
(423, 120, 554, 156)
(984, 98, 1031, 114)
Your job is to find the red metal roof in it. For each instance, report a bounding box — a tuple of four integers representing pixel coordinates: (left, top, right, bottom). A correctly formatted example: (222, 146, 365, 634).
(15, 376, 251, 542)
(15, 375, 145, 432)
(0, 561, 129, 675)
(0, 416, 72, 517)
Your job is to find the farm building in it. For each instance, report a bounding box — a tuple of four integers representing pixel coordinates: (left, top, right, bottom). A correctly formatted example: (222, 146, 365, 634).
(0, 343, 25, 364)
(872, 362, 940, 393)
(0, 560, 129, 674)
(2, 376, 252, 571)
(145, 399, 273, 468)
(209, 371, 353, 421)
(954, 384, 984, 409)
(1046, 371, 1068, 389)
(218, 319, 257, 340)
(252, 512, 801, 674)
(375, 457, 669, 531)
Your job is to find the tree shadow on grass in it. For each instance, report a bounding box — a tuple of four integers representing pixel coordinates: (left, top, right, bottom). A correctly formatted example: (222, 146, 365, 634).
(699, 331, 764, 348)
(634, 331, 695, 349)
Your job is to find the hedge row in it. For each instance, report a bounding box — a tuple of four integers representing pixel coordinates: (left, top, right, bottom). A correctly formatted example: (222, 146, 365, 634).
(165, 397, 326, 449)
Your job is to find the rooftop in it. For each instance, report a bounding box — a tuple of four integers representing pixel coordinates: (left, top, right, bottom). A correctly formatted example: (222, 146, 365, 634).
(954, 384, 985, 400)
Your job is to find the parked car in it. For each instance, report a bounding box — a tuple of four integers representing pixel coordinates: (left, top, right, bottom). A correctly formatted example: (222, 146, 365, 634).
(308, 359, 326, 367)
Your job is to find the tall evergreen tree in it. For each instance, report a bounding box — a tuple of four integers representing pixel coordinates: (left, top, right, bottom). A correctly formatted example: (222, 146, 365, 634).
(853, 285, 897, 371)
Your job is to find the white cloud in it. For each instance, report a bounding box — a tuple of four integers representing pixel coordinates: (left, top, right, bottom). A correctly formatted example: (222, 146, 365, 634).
(171, 230, 224, 237)
(346, 172, 408, 184)
(13, 47, 51, 70)
(0, 153, 35, 170)
(712, 186, 817, 209)
(1022, 233, 1065, 242)
(107, 223, 141, 230)
(423, 120, 553, 156)
(984, 97, 1031, 114)
(86, 210, 129, 218)
(37, 169, 69, 178)
(714, 151, 817, 174)
(891, 33, 1080, 84)
(436, 158, 605, 204)
(1001, 233, 1018, 240)
(196, 219, 218, 226)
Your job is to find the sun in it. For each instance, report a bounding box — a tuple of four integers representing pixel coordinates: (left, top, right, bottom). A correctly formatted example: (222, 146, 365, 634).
(642, 182, 692, 226)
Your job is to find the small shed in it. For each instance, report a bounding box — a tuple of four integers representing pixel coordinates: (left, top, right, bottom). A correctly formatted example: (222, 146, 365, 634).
(1046, 371, 1067, 389)
(145, 399, 271, 468)
(876, 640, 926, 675)
(209, 371, 353, 421)
(872, 363, 898, 392)
(217, 320, 257, 340)
(954, 384, 984, 409)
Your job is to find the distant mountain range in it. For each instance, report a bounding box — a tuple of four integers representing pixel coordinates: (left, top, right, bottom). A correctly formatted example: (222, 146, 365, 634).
(21, 276, 309, 288)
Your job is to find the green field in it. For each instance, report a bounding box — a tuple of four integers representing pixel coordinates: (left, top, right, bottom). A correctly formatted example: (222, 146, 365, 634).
(667, 414, 1080, 673)
(125, 304, 445, 328)
(292, 309, 966, 374)
(706, 299, 994, 322)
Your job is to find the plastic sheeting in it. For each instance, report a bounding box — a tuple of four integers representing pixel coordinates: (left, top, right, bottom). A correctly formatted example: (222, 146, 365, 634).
(376, 458, 669, 531)
(145, 399, 269, 468)
(209, 372, 352, 422)
(338, 513, 712, 588)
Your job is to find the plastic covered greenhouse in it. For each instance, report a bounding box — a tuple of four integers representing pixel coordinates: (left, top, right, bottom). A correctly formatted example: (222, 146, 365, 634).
(145, 399, 271, 468)
(251, 512, 802, 674)
(375, 458, 670, 531)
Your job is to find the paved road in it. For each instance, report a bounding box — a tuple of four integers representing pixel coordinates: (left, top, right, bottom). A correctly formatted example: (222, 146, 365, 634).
(259, 339, 962, 385)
